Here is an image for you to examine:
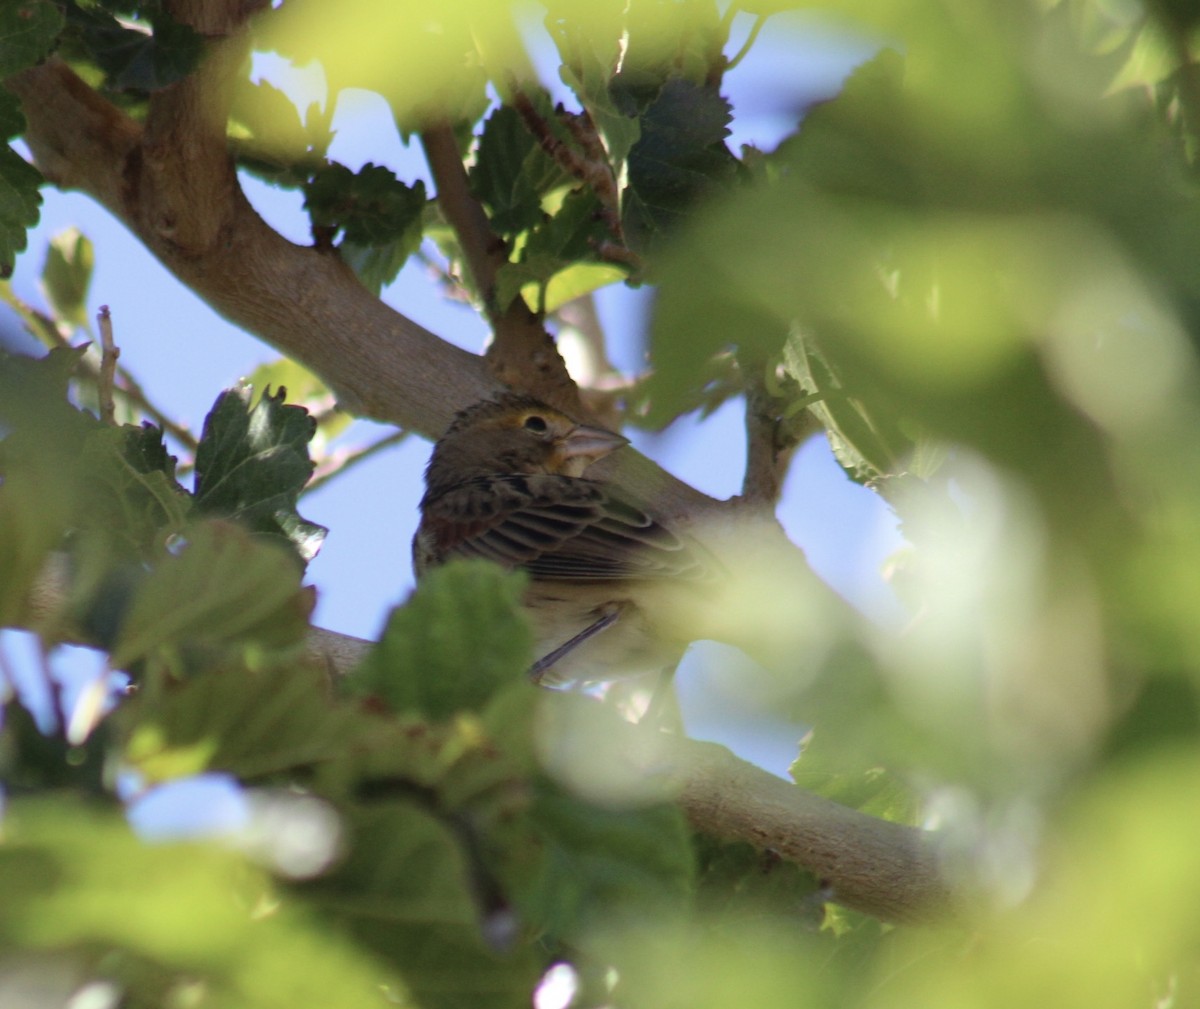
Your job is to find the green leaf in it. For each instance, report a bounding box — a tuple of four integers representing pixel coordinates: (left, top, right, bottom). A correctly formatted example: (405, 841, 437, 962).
(340, 231, 422, 296)
(348, 560, 532, 720)
(303, 162, 427, 246)
(110, 519, 315, 670)
(469, 103, 572, 237)
(623, 77, 740, 251)
(0, 0, 64, 77)
(520, 780, 694, 938)
(494, 188, 611, 310)
(0, 143, 42, 277)
(40, 226, 94, 329)
(780, 329, 908, 484)
(0, 798, 407, 1007)
(61, 0, 204, 93)
(299, 800, 540, 1009)
(788, 729, 919, 824)
(693, 835, 824, 929)
(193, 385, 327, 562)
(229, 77, 333, 178)
(77, 422, 189, 555)
(120, 658, 368, 784)
(546, 4, 641, 173)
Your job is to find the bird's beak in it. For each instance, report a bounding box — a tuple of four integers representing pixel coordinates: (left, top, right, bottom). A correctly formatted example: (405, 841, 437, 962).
(555, 423, 629, 472)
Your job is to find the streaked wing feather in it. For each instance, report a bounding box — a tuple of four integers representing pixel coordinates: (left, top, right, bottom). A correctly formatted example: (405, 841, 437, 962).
(424, 474, 708, 581)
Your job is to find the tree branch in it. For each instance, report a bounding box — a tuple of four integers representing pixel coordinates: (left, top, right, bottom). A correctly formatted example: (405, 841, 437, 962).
(8, 58, 493, 438)
(420, 122, 582, 415)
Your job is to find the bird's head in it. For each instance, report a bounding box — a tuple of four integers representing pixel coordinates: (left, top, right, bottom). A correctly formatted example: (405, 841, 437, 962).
(424, 393, 629, 494)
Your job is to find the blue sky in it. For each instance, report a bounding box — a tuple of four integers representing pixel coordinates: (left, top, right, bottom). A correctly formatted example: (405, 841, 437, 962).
(2, 9, 901, 795)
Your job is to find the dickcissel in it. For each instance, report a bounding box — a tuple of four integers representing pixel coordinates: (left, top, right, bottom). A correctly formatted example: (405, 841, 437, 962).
(413, 393, 711, 685)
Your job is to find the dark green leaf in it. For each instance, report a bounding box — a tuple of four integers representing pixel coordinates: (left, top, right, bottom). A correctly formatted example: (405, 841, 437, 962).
(110, 519, 315, 669)
(520, 780, 694, 938)
(119, 657, 367, 784)
(469, 103, 572, 236)
(229, 78, 333, 179)
(0, 144, 43, 276)
(193, 385, 327, 562)
(40, 226, 94, 329)
(0, 0, 64, 77)
(693, 835, 824, 929)
(623, 77, 739, 251)
(61, 0, 204, 93)
(303, 162, 427, 247)
(348, 560, 532, 721)
(76, 422, 189, 557)
(0, 90, 24, 141)
(300, 800, 540, 1009)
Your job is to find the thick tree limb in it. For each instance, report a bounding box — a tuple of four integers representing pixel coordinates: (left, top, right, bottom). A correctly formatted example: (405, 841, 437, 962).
(9, 58, 492, 437)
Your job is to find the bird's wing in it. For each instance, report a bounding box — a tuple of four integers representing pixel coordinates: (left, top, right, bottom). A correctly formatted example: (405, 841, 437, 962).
(420, 474, 709, 582)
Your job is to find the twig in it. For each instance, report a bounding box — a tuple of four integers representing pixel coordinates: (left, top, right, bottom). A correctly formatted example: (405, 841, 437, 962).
(420, 124, 506, 306)
(3, 287, 199, 450)
(96, 304, 119, 425)
(305, 427, 412, 494)
(725, 13, 767, 73)
(511, 89, 622, 238)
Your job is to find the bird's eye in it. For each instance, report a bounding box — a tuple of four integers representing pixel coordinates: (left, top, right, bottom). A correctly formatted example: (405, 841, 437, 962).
(523, 414, 548, 433)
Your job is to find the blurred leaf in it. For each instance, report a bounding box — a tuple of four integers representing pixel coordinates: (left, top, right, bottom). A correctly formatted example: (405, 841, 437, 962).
(788, 730, 920, 824)
(0, 697, 109, 792)
(258, 0, 495, 133)
(300, 800, 540, 1009)
(622, 77, 739, 251)
(0, 798, 408, 1007)
(348, 560, 532, 720)
(229, 78, 333, 178)
(110, 519, 314, 670)
(0, 0, 64, 77)
(39, 227, 93, 330)
(120, 657, 366, 784)
(693, 835, 824, 929)
(519, 780, 694, 939)
(60, 0, 203, 93)
(0, 349, 89, 622)
(193, 385, 327, 562)
(470, 103, 572, 236)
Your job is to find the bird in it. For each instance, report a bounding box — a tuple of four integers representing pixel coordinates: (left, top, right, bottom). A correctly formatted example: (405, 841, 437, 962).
(413, 392, 712, 687)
